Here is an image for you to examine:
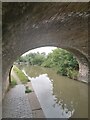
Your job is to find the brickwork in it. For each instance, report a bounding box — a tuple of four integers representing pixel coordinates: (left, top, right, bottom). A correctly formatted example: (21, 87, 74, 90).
(2, 2, 90, 97)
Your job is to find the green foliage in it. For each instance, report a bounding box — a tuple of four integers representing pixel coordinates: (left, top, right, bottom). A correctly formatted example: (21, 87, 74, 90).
(32, 52, 46, 65)
(10, 76, 17, 87)
(42, 48, 79, 79)
(67, 69, 78, 80)
(16, 52, 46, 66)
(25, 86, 32, 93)
(16, 56, 27, 63)
(41, 53, 53, 68)
(13, 65, 28, 84)
(16, 48, 79, 79)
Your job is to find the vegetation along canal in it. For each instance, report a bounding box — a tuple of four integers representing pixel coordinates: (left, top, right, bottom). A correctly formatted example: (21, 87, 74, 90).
(18, 65, 88, 118)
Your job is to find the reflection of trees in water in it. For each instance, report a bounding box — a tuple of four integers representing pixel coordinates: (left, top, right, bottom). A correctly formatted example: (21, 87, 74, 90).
(16, 64, 88, 118)
(52, 93, 75, 118)
(52, 75, 88, 118)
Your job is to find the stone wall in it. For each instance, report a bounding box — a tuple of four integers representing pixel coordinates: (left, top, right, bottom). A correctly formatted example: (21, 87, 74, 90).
(2, 2, 90, 97)
(0, 2, 2, 119)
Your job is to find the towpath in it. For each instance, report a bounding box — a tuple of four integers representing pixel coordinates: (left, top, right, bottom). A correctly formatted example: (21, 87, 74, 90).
(2, 70, 45, 118)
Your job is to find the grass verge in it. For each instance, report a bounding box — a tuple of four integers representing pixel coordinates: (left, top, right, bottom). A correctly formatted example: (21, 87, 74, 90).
(10, 76, 17, 88)
(13, 65, 28, 84)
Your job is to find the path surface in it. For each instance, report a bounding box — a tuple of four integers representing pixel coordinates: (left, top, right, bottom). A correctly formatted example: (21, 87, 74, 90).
(2, 85, 32, 118)
(2, 70, 45, 118)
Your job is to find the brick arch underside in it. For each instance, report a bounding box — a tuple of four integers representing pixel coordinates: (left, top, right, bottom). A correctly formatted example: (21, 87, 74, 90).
(2, 2, 89, 98)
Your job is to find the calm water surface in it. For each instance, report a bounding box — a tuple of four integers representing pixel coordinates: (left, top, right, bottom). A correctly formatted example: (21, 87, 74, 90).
(18, 65, 88, 118)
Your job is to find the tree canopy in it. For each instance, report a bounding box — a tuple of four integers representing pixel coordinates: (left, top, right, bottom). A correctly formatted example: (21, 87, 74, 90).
(16, 48, 79, 79)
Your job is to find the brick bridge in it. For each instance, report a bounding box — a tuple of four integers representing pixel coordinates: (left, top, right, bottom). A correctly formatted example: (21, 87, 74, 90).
(2, 2, 89, 97)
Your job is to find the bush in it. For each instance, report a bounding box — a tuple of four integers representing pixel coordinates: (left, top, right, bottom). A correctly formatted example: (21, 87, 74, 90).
(67, 68, 78, 80)
(57, 68, 67, 76)
(25, 86, 32, 93)
(15, 48, 79, 80)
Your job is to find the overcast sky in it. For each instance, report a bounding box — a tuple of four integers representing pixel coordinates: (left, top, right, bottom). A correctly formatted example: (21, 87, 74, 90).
(22, 46, 57, 56)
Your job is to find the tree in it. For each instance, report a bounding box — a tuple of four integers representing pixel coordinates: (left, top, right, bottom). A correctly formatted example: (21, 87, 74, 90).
(42, 48, 79, 78)
(16, 48, 79, 79)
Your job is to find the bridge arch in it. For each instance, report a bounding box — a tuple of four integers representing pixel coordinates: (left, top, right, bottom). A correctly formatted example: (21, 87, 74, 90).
(2, 2, 89, 97)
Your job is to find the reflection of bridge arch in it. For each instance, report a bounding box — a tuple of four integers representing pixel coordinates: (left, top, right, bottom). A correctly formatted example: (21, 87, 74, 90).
(2, 3, 89, 97)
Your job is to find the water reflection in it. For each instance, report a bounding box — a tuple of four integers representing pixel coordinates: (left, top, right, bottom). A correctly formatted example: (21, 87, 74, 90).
(18, 65, 88, 118)
(28, 73, 73, 118)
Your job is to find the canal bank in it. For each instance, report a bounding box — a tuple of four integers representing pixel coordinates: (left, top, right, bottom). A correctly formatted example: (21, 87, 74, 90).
(20, 65, 88, 118)
(26, 82, 45, 118)
(3, 70, 45, 118)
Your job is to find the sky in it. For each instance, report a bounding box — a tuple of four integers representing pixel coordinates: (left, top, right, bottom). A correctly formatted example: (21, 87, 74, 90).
(22, 46, 57, 56)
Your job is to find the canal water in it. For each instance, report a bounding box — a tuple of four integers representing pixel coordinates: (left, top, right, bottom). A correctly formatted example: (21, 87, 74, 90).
(18, 65, 88, 118)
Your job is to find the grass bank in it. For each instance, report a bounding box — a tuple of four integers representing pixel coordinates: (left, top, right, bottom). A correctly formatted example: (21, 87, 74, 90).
(13, 65, 28, 84)
(10, 76, 17, 88)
